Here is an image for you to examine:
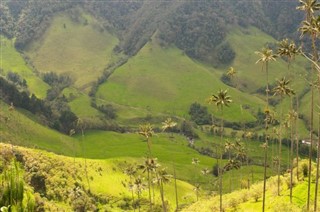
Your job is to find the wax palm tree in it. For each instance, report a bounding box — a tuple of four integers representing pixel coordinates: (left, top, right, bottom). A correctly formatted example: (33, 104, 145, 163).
(201, 168, 211, 175)
(154, 168, 172, 212)
(162, 118, 177, 138)
(124, 165, 137, 211)
(208, 89, 232, 212)
(225, 140, 235, 192)
(193, 184, 201, 201)
(256, 47, 277, 212)
(255, 47, 277, 106)
(133, 176, 146, 212)
(139, 123, 154, 156)
(278, 38, 301, 181)
(76, 118, 90, 192)
(298, 3, 320, 210)
(297, 0, 320, 19)
(226, 67, 237, 88)
(224, 159, 241, 171)
(138, 157, 159, 211)
(273, 77, 295, 196)
(286, 109, 298, 203)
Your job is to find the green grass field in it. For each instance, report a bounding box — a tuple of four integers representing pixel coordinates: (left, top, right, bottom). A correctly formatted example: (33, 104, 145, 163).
(24, 11, 119, 91)
(96, 36, 265, 123)
(0, 36, 50, 98)
(0, 143, 196, 211)
(183, 159, 317, 211)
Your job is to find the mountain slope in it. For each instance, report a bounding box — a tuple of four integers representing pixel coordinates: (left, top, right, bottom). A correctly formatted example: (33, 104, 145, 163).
(24, 11, 119, 91)
(96, 35, 265, 123)
(0, 36, 49, 98)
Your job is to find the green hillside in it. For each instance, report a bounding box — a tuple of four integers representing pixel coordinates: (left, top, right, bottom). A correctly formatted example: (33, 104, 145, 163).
(96, 35, 266, 123)
(183, 160, 317, 212)
(0, 143, 196, 211)
(0, 36, 49, 98)
(24, 11, 119, 91)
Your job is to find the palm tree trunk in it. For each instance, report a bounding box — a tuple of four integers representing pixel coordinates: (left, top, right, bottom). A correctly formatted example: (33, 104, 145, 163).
(173, 166, 179, 211)
(308, 14, 318, 208)
(147, 138, 152, 157)
(81, 129, 90, 192)
(219, 109, 224, 212)
(147, 170, 152, 211)
(137, 192, 141, 212)
(296, 96, 300, 181)
(314, 76, 320, 211)
(262, 61, 269, 212)
(307, 82, 314, 211)
(277, 96, 283, 196)
(290, 109, 294, 203)
(160, 181, 167, 212)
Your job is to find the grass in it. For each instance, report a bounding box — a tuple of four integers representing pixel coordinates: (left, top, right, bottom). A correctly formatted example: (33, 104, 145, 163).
(96, 36, 265, 123)
(76, 130, 217, 185)
(0, 36, 50, 98)
(0, 100, 78, 155)
(62, 87, 102, 118)
(182, 159, 317, 212)
(0, 143, 196, 211)
(24, 11, 119, 91)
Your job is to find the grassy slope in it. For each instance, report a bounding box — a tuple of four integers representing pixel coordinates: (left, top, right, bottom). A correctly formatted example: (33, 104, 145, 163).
(183, 160, 316, 212)
(0, 100, 78, 155)
(227, 27, 307, 93)
(25, 12, 119, 90)
(0, 36, 50, 98)
(62, 87, 102, 118)
(0, 143, 196, 211)
(228, 27, 310, 138)
(96, 37, 265, 123)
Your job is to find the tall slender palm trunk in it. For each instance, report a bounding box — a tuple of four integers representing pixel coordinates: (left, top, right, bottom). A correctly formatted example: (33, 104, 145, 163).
(296, 95, 300, 181)
(219, 109, 224, 212)
(290, 105, 295, 203)
(277, 96, 284, 196)
(262, 62, 270, 212)
(314, 70, 320, 211)
(147, 170, 152, 211)
(307, 82, 314, 211)
(173, 166, 178, 211)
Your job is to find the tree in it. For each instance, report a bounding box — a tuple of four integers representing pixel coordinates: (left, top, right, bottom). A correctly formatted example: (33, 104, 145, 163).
(255, 46, 277, 212)
(124, 165, 137, 211)
(224, 140, 235, 192)
(286, 109, 298, 203)
(193, 184, 201, 202)
(207, 89, 232, 212)
(297, 1, 320, 210)
(273, 77, 295, 196)
(154, 168, 172, 212)
(133, 176, 146, 212)
(138, 123, 155, 156)
(138, 157, 159, 211)
(278, 38, 301, 182)
(162, 118, 177, 138)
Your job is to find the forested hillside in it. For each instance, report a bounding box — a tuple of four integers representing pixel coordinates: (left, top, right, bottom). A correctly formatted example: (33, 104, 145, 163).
(1, 0, 302, 65)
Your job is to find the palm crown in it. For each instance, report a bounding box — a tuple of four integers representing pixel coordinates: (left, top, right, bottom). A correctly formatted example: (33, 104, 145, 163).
(255, 47, 277, 70)
(208, 89, 232, 110)
(273, 77, 295, 97)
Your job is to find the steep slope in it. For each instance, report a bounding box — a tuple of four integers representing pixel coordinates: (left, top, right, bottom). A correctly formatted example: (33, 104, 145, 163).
(96, 35, 266, 123)
(0, 143, 196, 211)
(0, 36, 49, 98)
(182, 160, 316, 211)
(24, 11, 119, 91)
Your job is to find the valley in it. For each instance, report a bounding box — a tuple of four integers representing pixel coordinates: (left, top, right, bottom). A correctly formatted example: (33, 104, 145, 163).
(0, 0, 320, 211)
